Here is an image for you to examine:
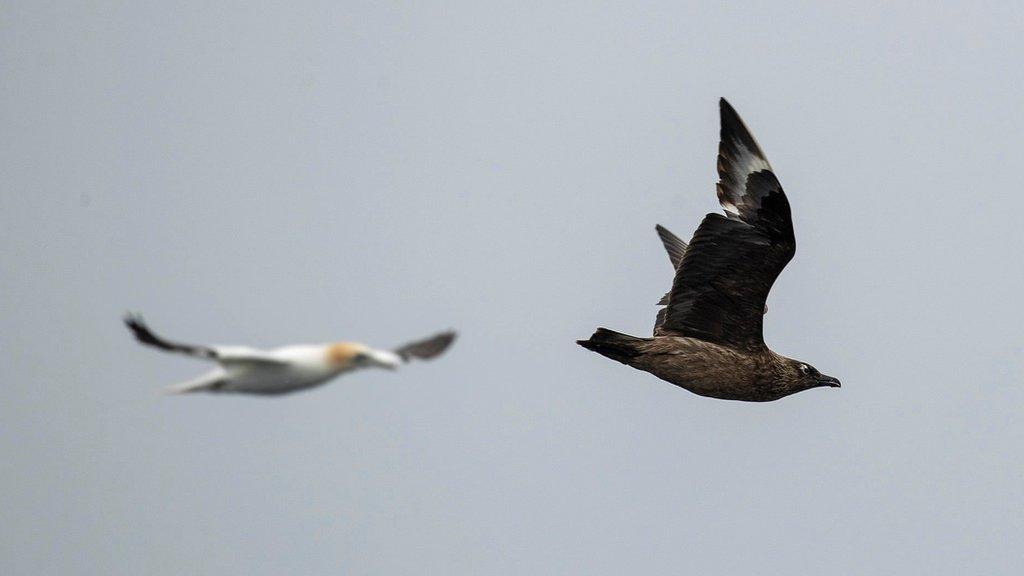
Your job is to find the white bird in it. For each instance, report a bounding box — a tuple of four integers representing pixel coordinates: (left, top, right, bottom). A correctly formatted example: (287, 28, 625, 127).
(124, 314, 456, 395)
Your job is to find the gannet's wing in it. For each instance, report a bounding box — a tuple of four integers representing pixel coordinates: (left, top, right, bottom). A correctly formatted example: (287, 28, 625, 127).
(124, 313, 218, 359)
(124, 313, 287, 366)
(394, 331, 457, 362)
(164, 369, 227, 394)
(213, 347, 290, 366)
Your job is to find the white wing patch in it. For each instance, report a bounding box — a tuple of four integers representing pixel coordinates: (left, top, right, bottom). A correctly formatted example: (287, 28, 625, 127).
(718, 138, 773, 217)
(732, 140, 772, 175)
(721, 198, 740, 217)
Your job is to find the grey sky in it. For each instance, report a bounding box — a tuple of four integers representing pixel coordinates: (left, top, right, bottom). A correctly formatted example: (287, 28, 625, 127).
(2, 1, 1023, 574)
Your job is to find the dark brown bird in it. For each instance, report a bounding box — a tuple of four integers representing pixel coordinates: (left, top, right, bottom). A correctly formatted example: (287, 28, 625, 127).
(578, 98, 840, 402)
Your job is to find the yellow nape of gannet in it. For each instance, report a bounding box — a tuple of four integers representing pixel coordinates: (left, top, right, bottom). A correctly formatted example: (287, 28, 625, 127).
(123, 313, 456, 395)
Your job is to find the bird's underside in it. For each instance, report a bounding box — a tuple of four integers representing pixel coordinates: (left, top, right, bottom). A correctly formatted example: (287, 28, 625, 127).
(578, 99, 840, 401)
(611, 335, 809, 402)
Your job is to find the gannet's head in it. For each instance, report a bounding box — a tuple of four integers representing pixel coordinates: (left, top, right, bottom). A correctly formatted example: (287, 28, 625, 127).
(326, 342, 401, 370)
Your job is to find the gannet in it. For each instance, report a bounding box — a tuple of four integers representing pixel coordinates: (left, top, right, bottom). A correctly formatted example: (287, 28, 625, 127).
(124, 314, 456, 395)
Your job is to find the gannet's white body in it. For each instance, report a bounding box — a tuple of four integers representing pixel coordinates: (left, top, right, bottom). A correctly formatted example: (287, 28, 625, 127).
(124, 314, 456, 395)
(165, 343, 404, 395)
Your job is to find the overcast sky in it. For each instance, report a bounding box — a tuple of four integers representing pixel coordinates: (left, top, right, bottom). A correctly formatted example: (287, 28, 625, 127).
(3, 2, 1023, 574)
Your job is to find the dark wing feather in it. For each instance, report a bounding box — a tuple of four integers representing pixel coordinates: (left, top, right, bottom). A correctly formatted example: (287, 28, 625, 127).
(653, 226, 687, 332)
(654, 225, 688, 313)
(655, 222, 768, 314)
(123, 313, 218, 359)
(394, 331, 457, 362)
(656, 100, 794, 350)
(715, 98, 793, 239)
(655, 225, 688, 269)
(653, 307, 669, 334)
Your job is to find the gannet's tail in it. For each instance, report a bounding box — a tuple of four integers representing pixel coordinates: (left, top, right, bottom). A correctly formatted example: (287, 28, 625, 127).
(164, 369, 226, 395)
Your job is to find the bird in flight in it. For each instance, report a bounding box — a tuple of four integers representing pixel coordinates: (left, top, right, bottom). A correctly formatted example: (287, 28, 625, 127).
(578, 98, 840, 402)
(124, 314, 456, 395)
